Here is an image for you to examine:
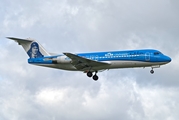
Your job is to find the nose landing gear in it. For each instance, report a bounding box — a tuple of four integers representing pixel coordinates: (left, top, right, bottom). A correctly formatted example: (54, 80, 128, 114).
(150, 65, 160, 74)
(150, 69, 154, 74)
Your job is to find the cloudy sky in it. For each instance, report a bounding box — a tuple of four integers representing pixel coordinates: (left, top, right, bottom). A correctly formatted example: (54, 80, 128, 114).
(0, 0, 179, 120)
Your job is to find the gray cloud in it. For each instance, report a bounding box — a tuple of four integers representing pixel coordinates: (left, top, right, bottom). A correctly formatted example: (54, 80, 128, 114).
(0, 0, 179, 120)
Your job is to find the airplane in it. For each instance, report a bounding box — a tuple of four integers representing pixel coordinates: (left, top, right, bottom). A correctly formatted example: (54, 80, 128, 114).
(7, 37, 171, 81)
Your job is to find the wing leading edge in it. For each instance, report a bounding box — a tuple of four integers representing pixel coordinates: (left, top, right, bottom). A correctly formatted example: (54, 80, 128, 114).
(63, 53, 110, 70)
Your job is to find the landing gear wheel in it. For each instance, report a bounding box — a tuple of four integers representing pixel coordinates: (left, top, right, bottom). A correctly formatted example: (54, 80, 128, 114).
(87, 71, 93, 77)
(150, 69, 154, 74)
(93, 75, 98, 81)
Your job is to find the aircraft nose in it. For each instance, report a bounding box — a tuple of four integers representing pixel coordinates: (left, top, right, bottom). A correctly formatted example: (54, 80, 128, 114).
(165, 56, 172, 63)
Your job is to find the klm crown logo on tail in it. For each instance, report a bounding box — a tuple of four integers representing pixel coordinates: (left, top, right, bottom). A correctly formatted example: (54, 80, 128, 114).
(27, 42, 44, 58)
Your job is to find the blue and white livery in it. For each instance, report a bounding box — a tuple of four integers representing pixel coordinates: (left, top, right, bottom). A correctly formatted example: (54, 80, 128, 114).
(7, 37, 171, 81)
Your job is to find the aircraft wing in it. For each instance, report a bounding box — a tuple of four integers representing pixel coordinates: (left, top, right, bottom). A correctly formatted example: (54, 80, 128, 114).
(63, 53, 110, 70)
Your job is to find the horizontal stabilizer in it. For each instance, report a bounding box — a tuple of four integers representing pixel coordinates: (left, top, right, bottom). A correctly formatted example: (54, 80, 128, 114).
(7, 37, 34, 43)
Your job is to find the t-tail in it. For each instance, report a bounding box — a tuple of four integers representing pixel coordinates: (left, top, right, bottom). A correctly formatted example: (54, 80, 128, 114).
(7, 37, 50, 58)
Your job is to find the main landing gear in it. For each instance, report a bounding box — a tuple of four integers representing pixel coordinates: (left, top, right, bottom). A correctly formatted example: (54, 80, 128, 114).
(87, 71, 99, 81)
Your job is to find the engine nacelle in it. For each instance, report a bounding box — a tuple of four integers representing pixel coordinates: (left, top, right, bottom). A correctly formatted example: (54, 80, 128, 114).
(52, 56, 71, 64)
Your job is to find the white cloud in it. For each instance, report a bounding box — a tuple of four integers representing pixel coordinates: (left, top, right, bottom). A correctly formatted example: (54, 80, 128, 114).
(35, 88, 67, 105)
(138, 87, 179, 120)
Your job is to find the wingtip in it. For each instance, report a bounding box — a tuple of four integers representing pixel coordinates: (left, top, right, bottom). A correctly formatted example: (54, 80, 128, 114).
(6, 37, 12, 39)
(63, 53, 73, 56)
(63, 52, 68, 55)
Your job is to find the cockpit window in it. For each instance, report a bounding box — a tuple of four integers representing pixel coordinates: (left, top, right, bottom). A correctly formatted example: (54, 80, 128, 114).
(154, 52, 162, 55)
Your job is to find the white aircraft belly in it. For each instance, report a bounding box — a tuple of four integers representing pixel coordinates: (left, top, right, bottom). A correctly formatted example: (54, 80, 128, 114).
(32, 63, 77, 71)
(32, 60, 168, 71)
(109, 61, 167, 69)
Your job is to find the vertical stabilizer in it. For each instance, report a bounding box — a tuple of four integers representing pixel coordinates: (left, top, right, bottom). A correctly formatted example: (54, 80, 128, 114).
(7, 37, 50, 58)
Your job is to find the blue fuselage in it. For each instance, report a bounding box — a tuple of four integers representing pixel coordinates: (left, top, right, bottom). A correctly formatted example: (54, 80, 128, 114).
(77, 49, 171, 63)
(28, 49, 171, 71)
